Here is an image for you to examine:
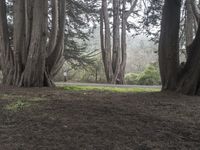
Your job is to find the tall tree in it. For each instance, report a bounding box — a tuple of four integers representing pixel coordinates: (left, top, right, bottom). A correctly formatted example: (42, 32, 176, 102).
(100, 0, 138, 84)
(0, 0, 66, 87)
(159, 0, 200, 95)
(158, 0, 181, 91)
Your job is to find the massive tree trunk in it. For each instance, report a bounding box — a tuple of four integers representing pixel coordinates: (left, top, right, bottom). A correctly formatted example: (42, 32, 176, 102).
(158, 0, 181, 91)
(177, 23, 200, 95)
(0, 0, 66, 87)
(159, 0, 200, 95)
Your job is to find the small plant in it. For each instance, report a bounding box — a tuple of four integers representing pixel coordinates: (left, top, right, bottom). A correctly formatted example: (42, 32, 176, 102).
(5, 100, 31, 112)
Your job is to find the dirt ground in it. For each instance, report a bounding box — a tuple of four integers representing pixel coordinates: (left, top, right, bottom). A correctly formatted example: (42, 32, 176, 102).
(0, 85, 200, 150)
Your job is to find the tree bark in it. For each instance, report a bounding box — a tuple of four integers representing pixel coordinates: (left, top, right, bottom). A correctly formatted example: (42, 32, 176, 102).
(0, 0, 66, 87)
(0, 0, 14, 85)
(112, 0, 121, 84)
(177, 23, 200, 95)
(100, 0, 113, 83)
(22, 0, 48, 87)
(159, 0, 181, 91)
(185, 0, 194, 49)
(117, 0, 138, 84)
(46, 0, 66, 79)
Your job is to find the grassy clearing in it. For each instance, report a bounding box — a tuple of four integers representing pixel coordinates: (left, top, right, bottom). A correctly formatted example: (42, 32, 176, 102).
(64, 85, 160, 93)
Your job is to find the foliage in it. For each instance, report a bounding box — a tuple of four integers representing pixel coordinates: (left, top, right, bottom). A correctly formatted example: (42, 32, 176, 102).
(137, 64, 161, 85)
(64, 85, 160, 93)
(125, 64, 161, 85)
(125, 73, 139, 85)
(64, 0, 100, 68)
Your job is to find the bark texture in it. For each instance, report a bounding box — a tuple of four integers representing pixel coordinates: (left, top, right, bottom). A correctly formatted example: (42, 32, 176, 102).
(177, 24, 200, 95)
(0, 0, 66, 87)
(159, 0, 181, 91)
(159, 0, 200, 95)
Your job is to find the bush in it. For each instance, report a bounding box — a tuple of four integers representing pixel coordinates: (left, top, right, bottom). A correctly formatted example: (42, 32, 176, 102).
(137, 65, 161, 85)
(125, 64, 161, 85)
(125, 73, 139, 85)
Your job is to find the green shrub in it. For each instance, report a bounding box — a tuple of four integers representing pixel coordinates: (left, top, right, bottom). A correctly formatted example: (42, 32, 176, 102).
(137, 65, 161, 85)
(125, 73, 139, 84)
(125, 64, 161, 85)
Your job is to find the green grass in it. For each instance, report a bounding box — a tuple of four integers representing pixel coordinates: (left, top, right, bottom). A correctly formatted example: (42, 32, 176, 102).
(5, 99, 32, 112)
(64, 85, 160, 93)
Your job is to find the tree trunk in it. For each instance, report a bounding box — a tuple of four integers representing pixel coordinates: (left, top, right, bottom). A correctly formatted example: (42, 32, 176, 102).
(0, 0, 66, 87)
(185, 0, 194, 49)
(159, 0, 181, 91)
(177, 23, 200, 95)
(112, 0, 121, 84)
(100, 0, 113, 83)
(118, 0, 127, 84)
(22, 0, 48, 87)
(0, 0, 14, 85)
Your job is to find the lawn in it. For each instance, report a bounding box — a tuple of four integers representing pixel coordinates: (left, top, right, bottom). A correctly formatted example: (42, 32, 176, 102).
(63, 85, 160, 93)
(0, 85, 200, 149)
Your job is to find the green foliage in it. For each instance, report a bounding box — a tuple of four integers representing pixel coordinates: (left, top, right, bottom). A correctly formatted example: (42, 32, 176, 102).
(125, 64, 161, 85)
(137, 64, 161, 85)
(64, 85, 160, 93)
(125, 73, 139, 85)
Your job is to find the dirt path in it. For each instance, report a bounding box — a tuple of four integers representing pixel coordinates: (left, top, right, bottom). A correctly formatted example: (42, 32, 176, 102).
(0, 85, 200, 149)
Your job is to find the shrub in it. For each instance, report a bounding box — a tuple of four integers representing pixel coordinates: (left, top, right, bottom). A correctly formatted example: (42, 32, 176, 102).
(137, 65, 161, 85)
(125, 64, 161, 85)
(125, 73, 139, 85)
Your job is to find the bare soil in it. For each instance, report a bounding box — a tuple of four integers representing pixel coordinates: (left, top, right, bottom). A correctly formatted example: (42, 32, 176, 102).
(0, 85, 200, 150)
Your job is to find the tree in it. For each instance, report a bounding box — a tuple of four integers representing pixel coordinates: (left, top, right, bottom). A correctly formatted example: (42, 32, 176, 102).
(158, 0, 181, 91)
(0, 0, 66, 87)
(100, 0, 138, 84)
(65, 0, 100, 68)
(159, 0, 200, 95)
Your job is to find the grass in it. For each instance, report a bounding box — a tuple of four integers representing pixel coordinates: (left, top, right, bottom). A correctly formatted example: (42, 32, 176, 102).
(5, 99, 32, 112)
(64, 85, 160, 93)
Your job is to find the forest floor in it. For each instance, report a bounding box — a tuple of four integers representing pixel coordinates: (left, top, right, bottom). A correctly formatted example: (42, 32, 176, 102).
(0, 85, 200, 150)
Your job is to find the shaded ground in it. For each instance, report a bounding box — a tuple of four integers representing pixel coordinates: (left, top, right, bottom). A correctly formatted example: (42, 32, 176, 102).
(0, 85, 200, 149)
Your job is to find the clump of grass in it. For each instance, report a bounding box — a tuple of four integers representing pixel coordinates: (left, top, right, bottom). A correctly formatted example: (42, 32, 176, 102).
(5, 100, 31, 112)
(64, 85, 160, 93)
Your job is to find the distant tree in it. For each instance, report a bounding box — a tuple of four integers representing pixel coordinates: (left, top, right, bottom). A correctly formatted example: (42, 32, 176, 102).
(100, 0, 138, 84)
(65, 0, 100, 68)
